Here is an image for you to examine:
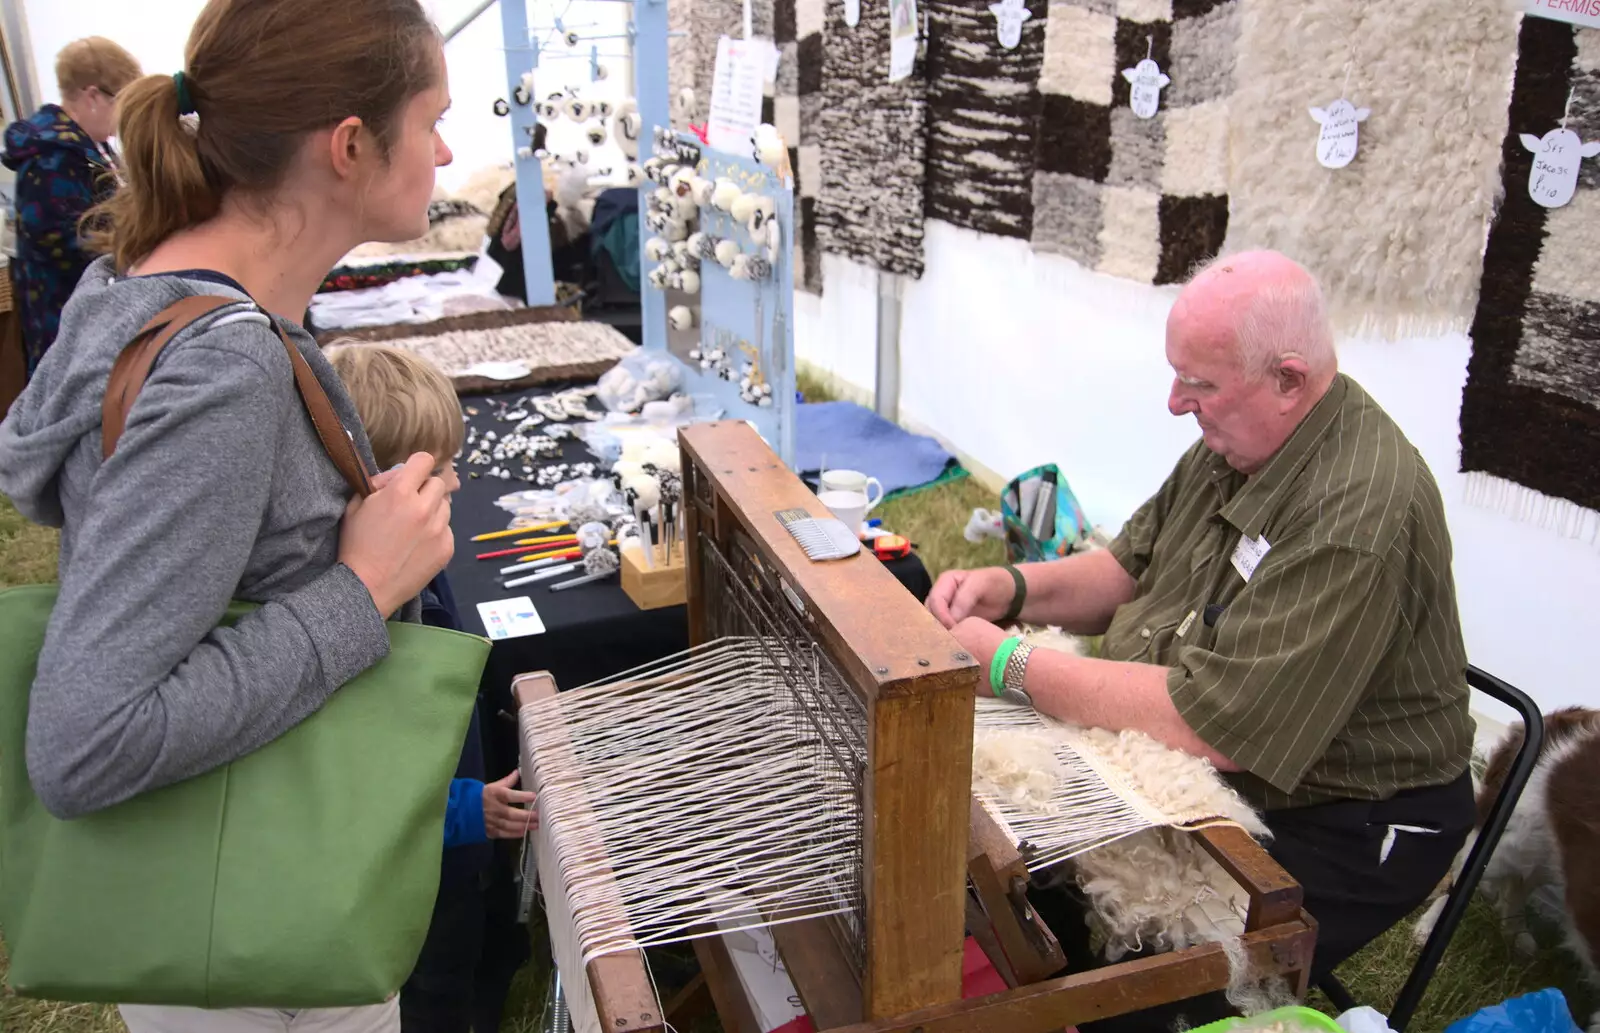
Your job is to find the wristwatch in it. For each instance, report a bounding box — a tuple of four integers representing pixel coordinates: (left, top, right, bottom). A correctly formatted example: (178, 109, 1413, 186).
(998, 642, 1035, 708)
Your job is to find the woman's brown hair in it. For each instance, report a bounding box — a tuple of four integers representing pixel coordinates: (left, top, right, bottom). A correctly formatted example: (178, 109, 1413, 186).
(88, 0, 440, 271)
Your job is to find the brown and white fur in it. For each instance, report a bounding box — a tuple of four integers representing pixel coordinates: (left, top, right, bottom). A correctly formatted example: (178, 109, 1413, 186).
(1415, 707, 1600, 1031)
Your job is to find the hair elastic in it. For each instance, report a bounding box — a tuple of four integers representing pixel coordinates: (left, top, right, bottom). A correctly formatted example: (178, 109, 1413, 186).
(173, 71, 196, 116)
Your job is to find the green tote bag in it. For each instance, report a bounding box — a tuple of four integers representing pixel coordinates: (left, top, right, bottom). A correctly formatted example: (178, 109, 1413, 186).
(0, 297, 492, 1008)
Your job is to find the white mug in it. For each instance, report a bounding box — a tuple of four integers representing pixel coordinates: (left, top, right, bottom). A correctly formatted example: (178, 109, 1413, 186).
(819, 469, 883, 514)
(818, 489, 868, 533)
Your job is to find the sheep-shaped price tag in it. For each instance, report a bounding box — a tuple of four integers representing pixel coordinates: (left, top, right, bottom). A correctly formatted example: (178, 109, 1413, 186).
(1309, 99, 1370, 170)
(1121, 47, 1169, 120)
(988, 0, 1032, 50)
(1522, 126, 1600, 209)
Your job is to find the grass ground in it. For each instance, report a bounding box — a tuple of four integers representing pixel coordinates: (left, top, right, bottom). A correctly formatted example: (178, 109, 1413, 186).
(1, 378, 1591, 1033)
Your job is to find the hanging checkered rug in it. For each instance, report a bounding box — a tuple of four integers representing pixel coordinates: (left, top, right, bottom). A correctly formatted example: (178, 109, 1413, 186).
(772, 0, 826, 293)
(1028, 0, 1237, 284)
(814, 0, 929, 279)
(1461, 16, 1600, 526)
(924, 0, 1049, 240)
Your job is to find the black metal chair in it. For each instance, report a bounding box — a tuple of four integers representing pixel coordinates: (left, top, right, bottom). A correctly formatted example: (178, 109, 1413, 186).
(1317, 665, 1545, 1032)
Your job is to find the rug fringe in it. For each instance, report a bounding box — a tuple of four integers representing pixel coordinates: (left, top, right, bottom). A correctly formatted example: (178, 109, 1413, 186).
(1461, 472, 1600, 545)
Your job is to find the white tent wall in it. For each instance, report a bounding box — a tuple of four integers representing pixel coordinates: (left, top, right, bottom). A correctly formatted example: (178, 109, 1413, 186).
(797, 220, 1600, 724)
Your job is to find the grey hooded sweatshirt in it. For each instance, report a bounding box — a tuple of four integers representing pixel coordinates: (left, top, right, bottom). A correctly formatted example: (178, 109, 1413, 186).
(0, 257, 392, 819)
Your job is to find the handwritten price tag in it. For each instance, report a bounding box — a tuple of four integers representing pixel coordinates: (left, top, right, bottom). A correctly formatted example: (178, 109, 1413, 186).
(1520, 128, 1600, 209)
(1309, 99, 1370, 169)
(1122, 58, 1169, 119)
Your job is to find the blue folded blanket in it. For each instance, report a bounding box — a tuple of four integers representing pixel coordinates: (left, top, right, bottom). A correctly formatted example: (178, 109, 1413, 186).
(794, 402, 958, 497)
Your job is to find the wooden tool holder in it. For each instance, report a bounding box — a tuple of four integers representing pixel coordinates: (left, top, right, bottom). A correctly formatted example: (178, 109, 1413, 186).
(619, 541, 687, 611)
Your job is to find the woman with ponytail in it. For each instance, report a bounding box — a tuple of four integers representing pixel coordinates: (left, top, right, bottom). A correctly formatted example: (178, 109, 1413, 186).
(0, 2, 457, 1030)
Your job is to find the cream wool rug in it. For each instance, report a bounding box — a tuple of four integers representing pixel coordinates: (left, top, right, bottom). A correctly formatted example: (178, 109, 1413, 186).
(1224, 0, 1519, 338)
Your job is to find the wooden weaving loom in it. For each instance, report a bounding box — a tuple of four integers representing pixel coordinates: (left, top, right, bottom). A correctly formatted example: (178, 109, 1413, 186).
(513, 421, 1317, 1033)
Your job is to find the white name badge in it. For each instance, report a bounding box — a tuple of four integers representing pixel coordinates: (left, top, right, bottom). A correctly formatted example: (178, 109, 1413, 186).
(1230, 534, 1271, 581)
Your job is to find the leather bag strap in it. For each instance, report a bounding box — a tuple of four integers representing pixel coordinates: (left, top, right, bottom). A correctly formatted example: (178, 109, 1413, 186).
(102, 296, 373, 498)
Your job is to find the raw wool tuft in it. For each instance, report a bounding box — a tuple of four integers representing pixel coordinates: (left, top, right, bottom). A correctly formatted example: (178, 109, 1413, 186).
(923, 0, 1049, 239)
(973, 729, 1068, 812)
(1015, 623, 1092, 657)
(815, 0, 929, 278)
(1224, 0, 1519, 338)
(1460, 16, 1600, 520)
(1029, 0, 1237, 284)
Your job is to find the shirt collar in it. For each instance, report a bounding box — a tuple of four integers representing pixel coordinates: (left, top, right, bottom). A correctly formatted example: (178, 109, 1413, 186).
(1215, 374, 1349, 539)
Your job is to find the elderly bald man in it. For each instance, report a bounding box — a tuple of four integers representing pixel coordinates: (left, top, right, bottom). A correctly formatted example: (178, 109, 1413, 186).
(929, 251, 1475, 1007)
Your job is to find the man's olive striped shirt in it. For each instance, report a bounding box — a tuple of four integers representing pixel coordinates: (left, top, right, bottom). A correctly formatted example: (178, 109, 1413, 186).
(1104, 374, 1474, 811)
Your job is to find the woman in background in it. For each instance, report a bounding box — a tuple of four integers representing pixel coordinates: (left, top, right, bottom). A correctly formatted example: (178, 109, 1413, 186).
(2, 36, 141, 376)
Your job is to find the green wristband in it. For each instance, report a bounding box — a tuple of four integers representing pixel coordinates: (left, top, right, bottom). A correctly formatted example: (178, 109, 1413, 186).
(998, 564, 1027, 624)
(990, 636, 1023, 697)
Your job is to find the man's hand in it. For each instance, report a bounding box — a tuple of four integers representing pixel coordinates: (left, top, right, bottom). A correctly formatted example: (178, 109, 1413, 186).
(949, 616, 1012, 693)
(483, 769, 538, 840)
(927, 567, 1018, 629)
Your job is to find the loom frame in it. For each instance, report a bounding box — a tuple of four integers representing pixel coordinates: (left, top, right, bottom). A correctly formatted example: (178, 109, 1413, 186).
(514, 420, 1317, 1033)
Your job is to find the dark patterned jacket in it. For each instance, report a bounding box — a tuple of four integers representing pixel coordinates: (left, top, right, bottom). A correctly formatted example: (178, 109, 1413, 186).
(3, 105, 115, 377)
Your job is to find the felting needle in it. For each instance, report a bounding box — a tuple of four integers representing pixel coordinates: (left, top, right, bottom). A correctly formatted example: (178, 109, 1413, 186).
(505, 562, 578, 588)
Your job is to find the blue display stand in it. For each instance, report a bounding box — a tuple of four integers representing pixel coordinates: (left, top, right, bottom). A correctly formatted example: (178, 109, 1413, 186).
(499, 0, 797, 466)
(642, 138, 797, 468)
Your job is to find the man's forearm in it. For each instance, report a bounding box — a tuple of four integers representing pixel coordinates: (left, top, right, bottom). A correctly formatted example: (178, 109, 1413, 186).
(1018, 548, 1138, 635)
(1022, 648, 1239, 771)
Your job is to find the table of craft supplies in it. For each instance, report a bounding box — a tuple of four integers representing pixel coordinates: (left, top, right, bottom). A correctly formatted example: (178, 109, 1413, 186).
(443, 384, 934, 775)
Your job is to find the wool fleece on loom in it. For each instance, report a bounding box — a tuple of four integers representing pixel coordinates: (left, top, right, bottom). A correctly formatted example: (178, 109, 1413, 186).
(1224, 0, 1518, 337)
(924, 0, 1049, 239)
(815, 0, 929, 278)
(1461, 17, 1600, 522)
(1030, 0, 1239, 285)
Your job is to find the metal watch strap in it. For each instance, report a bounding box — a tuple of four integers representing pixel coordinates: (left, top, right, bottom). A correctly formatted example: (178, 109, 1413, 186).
(1000, 642, 1034, 706)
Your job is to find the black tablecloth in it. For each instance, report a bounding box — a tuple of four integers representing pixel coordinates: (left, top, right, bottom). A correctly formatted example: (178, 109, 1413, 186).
(445, 386, 933, 772)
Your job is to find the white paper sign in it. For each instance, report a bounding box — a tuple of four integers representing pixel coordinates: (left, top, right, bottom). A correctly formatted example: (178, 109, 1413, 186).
(888, 0, 919, 82)
(1521, 127, 1600, 209)
(989, 0, 1032, 49)
(845, 0, 861, 27)
(477, 597, 547, 640)
(707, 36, 767, 154)
(1230, 534, 1271, 582)
(1523, 0, 1600, 30)
(1121, 58, 1169, 119)
(1310, 99, 1370, 169)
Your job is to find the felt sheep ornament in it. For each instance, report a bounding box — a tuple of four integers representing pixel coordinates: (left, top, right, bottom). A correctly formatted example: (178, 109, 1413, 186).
(623, 164, 645, 187)
(751, 124, 785, 168)
(644, 237, 672, 262)
(564, 29, 580, 47)
(1121, 58, 1169, 119)
(686, 231, 709, 257)
(536, 100, 560, 121)
(586, 125, 606, 146)
(564, 97, 590, 122)
(660, 219, 689, 243)
(1521, 126, 1600, 209)
(613, 101, 642, 158)
(746, 196, 777, 239)
(669, 167, 697, 199)
(730, 192, 758, 225)
(643, 157, 667, 182)
(714, 239, 742, 268)
(675, 87, 697, 122)
(1309, 100, 1371, 170)
(711, 179, 742, 212)
(679, 268, 701, 294)
(764, 218, 781, 258)
(647, 265, 671, 290)
(691, 177, 716, 207)
(988, 0, 1032, 49)
(593, 100, 615, 120)
(668, 305, 696, 331)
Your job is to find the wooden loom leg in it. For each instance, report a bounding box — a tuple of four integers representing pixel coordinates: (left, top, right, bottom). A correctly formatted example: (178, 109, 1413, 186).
(1192, 825, 1316, 998)
(513, 672, 665, 1033)
(966, 799, 1066, 987)
(690, 937, 763, 1033)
